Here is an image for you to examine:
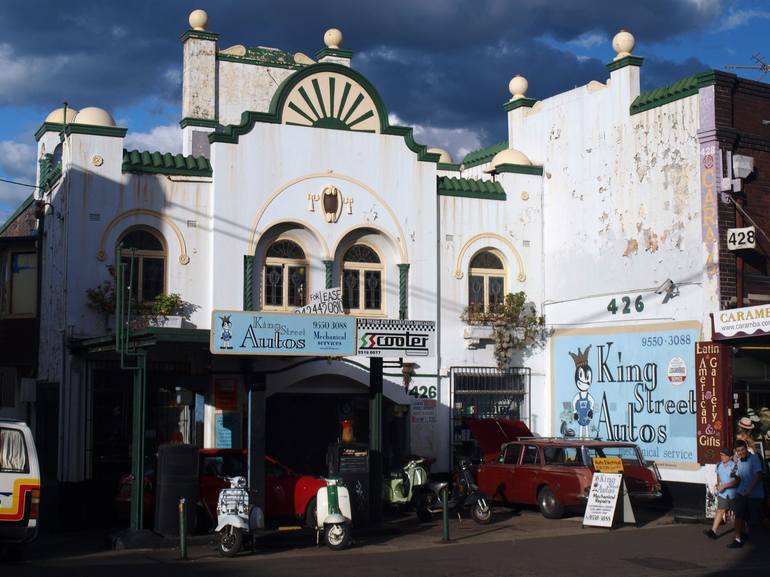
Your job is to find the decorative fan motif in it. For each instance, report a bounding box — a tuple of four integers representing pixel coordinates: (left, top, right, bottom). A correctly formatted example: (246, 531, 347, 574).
(282, 72, 381, 132)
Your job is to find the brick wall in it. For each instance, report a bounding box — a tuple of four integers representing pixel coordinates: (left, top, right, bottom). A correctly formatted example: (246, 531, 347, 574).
(717, 74, 770, 306)
(0, 201, 37, 238)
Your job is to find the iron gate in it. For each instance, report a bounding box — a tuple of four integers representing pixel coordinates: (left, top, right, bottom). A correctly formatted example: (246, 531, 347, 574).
(450, 366, 530, 467)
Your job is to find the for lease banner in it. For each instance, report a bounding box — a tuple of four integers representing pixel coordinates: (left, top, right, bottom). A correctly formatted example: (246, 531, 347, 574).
(552, 322, 700, 465)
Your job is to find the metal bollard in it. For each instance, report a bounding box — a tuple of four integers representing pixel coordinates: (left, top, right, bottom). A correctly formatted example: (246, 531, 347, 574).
(441, 485, 450, 542)
(179, 497, 187, 560)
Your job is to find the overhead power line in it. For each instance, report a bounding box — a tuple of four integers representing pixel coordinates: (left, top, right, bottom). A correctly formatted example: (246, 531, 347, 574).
(0, 177, 42, 189)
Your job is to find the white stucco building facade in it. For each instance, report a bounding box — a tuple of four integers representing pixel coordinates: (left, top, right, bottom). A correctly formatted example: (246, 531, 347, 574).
(18, 12, 752, 516)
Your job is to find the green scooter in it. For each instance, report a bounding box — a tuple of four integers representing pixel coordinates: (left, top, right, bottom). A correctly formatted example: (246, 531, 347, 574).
(383, 457, 432, 509)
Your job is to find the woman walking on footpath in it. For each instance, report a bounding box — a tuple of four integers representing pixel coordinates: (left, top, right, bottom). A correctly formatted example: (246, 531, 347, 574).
(704, 447, 739, 539)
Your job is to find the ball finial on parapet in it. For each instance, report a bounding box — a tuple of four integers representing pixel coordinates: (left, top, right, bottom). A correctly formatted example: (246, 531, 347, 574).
(324, 28, 343, 49)
(508, 74, 528, 101)
(189, 9, 209, 31)
(612, 29, 635, 61)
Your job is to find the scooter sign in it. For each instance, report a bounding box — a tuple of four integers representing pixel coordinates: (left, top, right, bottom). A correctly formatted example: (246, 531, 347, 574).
(356, 319, 436, 358)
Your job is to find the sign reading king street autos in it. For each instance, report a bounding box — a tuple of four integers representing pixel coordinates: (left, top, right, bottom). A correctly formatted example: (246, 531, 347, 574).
(356, 319, 436, 358)
(211, 311, 356, 356)
(713, 304, 770, 339)
(552, 322, 700, 466)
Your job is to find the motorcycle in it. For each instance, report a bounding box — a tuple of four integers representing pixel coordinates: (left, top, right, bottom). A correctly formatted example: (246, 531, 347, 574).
(215, 476, 265, 557)
(416, 460, 492, 524)
(315, 477, 353, 550)
(383, 456, 432, 508)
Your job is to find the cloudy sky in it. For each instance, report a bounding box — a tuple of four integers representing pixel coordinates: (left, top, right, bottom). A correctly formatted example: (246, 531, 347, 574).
(0, 0, 768, 220)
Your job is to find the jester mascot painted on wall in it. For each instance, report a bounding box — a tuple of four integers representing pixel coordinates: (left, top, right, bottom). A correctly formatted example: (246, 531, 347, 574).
(570, 346, 594, 438)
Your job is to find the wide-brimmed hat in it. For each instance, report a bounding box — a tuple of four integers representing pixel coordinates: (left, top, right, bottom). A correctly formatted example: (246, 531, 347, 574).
(760, 406, 770, 414)
(765, 430, 770, 442)
(738, 417, 754, 430)
(750, 414, 761, 422)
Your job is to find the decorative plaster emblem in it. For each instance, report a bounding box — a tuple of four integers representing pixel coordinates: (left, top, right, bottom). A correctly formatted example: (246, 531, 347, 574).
(91, 154, 104, 167)
(517, 272, 526, 282)
(307, 186, 353, 223)
(282, 72, 381, 132)
(520, 191, 529, 201)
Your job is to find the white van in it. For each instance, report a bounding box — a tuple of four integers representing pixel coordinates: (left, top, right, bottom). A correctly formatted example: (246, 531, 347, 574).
(0, 419, 40, 560)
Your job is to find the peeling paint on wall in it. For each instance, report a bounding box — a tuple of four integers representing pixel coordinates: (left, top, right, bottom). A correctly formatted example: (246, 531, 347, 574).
(623, 238, 639, 257)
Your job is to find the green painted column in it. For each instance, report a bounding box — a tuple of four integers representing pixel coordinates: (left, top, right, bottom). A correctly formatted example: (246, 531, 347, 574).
(324, 260, 334, 289)
(129, 354, 147, 530)
(243, 255, 255, 310)
(248, 375, 266, 512)
(369, 357, 383, 523)
(398, 263, 410, 320)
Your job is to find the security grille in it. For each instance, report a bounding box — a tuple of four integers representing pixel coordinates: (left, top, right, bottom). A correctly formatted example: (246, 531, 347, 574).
(450, 366, 530, 467)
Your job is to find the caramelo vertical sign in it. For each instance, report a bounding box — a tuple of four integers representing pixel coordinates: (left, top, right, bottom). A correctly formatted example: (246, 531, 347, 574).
(695, 342, 731, 464)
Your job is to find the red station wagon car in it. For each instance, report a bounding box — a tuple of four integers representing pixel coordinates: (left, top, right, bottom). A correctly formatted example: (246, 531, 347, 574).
(116, 449, 326, 529)
(469, 420, 662, 519)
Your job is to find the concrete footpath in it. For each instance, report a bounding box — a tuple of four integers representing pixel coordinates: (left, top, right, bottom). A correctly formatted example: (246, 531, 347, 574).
(11, 508, 770, 576)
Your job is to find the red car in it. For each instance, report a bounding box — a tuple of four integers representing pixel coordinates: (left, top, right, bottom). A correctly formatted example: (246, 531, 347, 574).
(468, 419, 662, 519)
(116, 449, 326, 529)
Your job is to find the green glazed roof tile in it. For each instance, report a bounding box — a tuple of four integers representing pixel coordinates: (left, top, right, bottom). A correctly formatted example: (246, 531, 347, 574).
(630, 70, 716, 115)
(217, 46, 305, 70)
(462, 141, 508, 168)
(122, 149, 212, 177)
(437, 176, 506, 200)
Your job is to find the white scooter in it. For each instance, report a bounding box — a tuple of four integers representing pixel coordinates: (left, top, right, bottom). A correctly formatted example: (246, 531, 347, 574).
(315, 477, 353, 550)
(215, 476, 265, 557)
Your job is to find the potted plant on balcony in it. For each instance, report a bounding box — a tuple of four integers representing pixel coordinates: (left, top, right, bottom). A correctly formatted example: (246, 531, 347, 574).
(461, 291, 547, 368)
(150, 293, 186, 328)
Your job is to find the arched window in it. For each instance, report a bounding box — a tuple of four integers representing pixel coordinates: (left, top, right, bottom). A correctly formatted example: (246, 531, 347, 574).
(342, 244, 383, 314)
(119, 227, 166, 306)
(468, 250, 505, 313)
(262, 239, 307, 310)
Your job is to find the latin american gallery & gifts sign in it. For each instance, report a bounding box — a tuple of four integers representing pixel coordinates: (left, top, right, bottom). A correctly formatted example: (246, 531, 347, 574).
(694, 341, 731, 464)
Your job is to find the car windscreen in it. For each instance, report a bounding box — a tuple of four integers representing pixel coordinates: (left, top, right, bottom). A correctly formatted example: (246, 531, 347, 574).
(585, 446, 642, 466)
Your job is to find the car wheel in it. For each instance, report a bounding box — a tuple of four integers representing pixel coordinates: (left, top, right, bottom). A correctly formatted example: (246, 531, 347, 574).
(471, 498, 493, 524)
(304, 497, 317, 529)
(538, 486, 564, 519)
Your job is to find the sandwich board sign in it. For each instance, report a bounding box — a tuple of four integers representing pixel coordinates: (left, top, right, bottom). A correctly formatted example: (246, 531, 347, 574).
(583, 472, 636, 528)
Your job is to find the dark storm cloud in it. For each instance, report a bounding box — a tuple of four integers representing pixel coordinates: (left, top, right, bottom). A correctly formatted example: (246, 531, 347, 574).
(0, 0, 720, 133)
